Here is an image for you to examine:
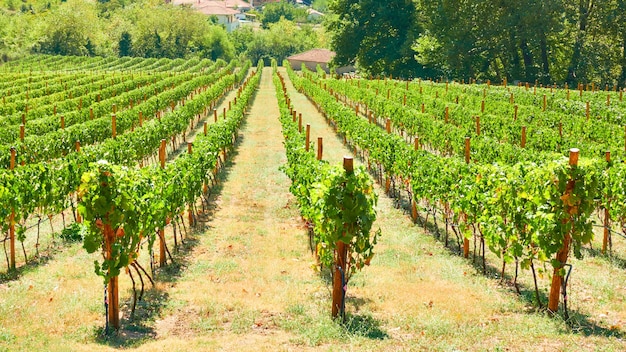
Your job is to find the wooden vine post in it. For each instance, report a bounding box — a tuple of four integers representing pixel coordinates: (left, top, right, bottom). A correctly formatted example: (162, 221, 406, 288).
(158, 139, 166, 267)
(104, 221, 120, 330)
(317, 137, 323, 160)
(521, 126, 527, 148)
(111, 115, 117, 139)
(411, 138, 420, 222)
(548, 148, 579, 314)
(187, 142, 194, 226)
(305, 124, 311, 152)
(332, 157, 353, 319)
(76, 141, 82, 223)
(476, 116, 481, 135)
(602, 151, 611, 253)
(9, 147, 16, 270)
(463, 137, 470, 258)
(298, 113, 303, 133)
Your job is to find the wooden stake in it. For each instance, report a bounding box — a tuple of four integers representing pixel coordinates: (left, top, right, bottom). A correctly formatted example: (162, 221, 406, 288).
(514, 104, 518, 120)
(305, 124, 311, 151)
(111, 115, 116, 139)
(90, 108, 94, 120)
(543, 94, 547, 111)
(548, 148, 579, 314)
(386, 119, 391, 134)
(19, 124, 24, 142)
(9, 147, 15, 270)
(602, 151, 611, 253)
(187, 142, 194, 226)
(60, 115, 65, 129)
(445, 107, 449, 123)
(75, 141, 82, 223)
(317, 137, 323, 160)
(481, 100, 485, 113)
(112, 104, 117, 114)
(463, 138, 470, 258)
(332, 157, 353, 319)
(204, 122, 208, 136)
(521, 126, 527, 148)
(414, 137, 420, 151)
(104, 223, 119, 330)
(159, 139, 166, 267)
(214, 109, 218, 123)
(298, 114, 303, 133)
(139, 111, 143, 127)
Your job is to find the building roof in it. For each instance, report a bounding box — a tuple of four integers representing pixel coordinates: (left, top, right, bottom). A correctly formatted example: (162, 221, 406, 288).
(172, 0, 251, 10)
(287, 49, 335, 64)
(196, 3, 241, 15)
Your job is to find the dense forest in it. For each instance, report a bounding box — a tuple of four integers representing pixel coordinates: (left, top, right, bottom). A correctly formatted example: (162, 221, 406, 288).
(1, 0, 626, 85)
(329, 0, 626, 85)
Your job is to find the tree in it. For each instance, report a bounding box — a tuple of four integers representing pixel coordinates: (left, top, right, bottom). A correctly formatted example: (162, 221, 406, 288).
(196, 26, 235, 61)
(261, 1, 306, 29)
(118, 31, 132, 57)
(327, 0, 423, 78)
(35, 0, 103, 56)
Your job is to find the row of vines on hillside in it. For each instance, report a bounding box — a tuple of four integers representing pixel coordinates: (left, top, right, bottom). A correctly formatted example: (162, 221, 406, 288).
(272, 61, 379, 320)
(77, 61, 261, 331)
(286, 63, 626, 316)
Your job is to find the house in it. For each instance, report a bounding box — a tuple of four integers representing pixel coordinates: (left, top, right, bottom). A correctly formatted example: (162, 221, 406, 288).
(287, 48, 354, 74)
(171, 0, 253, 31)
(196, 4, 241, 31)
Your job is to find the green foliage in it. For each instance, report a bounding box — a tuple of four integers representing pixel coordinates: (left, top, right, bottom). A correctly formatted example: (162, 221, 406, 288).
(286, 64, 622, 308)
(60, 222, 85, 242)
(326, 0, 423, 78)
(77, 59, 260, 283)
(273, 65, 379, 282)
(34, 0, 101, 56)
(117, 31, 132, 57)
(312, 0, 328, 12)
(260, 0, 306, 29)
(231, 19, 321, 65)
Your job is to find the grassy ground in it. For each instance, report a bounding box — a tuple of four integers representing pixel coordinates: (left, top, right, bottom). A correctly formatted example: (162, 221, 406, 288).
(0, 67, 624, 351)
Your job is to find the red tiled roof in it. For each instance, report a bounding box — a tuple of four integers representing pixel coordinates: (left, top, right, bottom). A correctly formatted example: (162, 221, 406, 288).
(172, 0, 251, 10)
(287, 49, 335, 64)
(196, 4, 240, 15)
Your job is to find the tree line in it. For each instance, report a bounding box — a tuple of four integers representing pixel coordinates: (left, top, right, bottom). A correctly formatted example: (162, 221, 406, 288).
(0, 0, 324, 65)
(328, 0, 626, 86)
